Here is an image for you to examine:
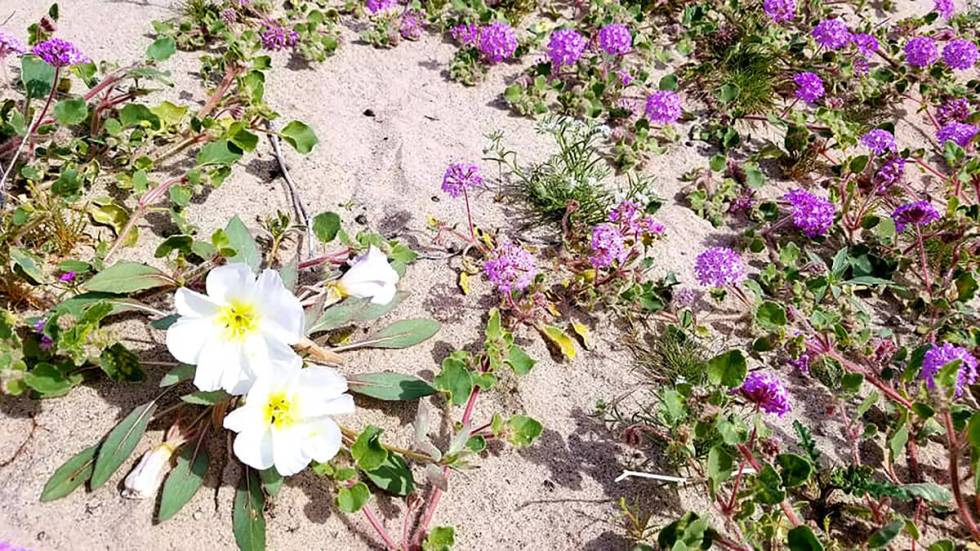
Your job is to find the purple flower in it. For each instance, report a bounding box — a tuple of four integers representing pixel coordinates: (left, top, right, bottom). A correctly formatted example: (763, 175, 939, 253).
(644, 90, 682, 124)
(260, 23, 298, 51)
(617, 69, 633, 86)
(0, 31, 26, 59)
(547, 28, 587, 68)
(598, 23, 632, 55)
(935, 0, 955, 19)
(451, 23, 479, 45)
(921, 342, 978, 397)
(0, 541, 31, 551)
(891, 200, 940, 232)
(937, 98, 971, 125)
(400, 11, 424, 40)
(763, 0, 796, 23)
(943, 39, 978, 70)
(860, 128, 897, 155)
(672, 287, 701, 308)
(905, 37, 939, 68)
(365, 0, 397, 13)
(793, 71, 825, 104)
(812, 19, 850, 50)
(873, 156, 906, 192)
(483, 242, 537, 293)
(783, 189, 835, 237)
(609, 200, 665, 238)
(59, 271, 77, 282)
(220, 8, 237, 24)
(33, 319, 52, 351)
(788, 352, 811, 375)
(694, 246, 745, 287)
(478, 22, 518, 63)
(441, 162, 483, 198)
(590, 223, 628, 268)
(32, 38, 89, 67)
(851, 33, 879, 57)
(854, 57, 870, 76)
(738, 372, 792, 416)
(937, 121, 978, 146)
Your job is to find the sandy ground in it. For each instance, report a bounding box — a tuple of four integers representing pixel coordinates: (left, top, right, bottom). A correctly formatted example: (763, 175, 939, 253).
(0, 0, 951, 549)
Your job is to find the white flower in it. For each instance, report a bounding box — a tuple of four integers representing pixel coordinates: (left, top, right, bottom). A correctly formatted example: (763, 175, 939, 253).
(223, 357, 354, 476)
(337, 246, 399, 305)
(122, 443, 175, 499)
(166, 263, 304, 395)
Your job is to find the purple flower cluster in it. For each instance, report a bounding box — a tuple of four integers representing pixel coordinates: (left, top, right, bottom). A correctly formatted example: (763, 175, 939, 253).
(441, 162, 483, 198)
(891, 200, 940, 232)
(763, 0, 796, 23)
(739, 371, 792, 416)
(547, 28, 587, 68)
(921, 342, 978, 397)
(644, 90, 682, 125)
(260, 23, 298, 51)
(935, 0, 955, 19)
(812, 19, 850, 50)
(905, 37, 939, 68)
(400, 11, 424, 40)
(784, 189, 835, 237)
(937, 121, 978, 147)
(478, 22, 518, 63)
(617, 69, 633, 86)
(873, 156, 906, 192)
(33, 318, 53, 350)
(598, 23, 632, 56)
(788, 352, 811, 375)
(943, 39, 978, 70)
(365, 0, 397, 14)
(0, 542, 30, 551)
(608, 200, 664, 238)
(484, 242, 538, 293)
(32, 38, 89, 67)
(220, 8, 237, 24)
(0, 30, 26, 59)
(860, 128, 897, 155)
(451, 23, 479, 45)
(851, 33, 878, 57)
(694, 246, 745, 287)
(672, 287, 701, 308)
(590, 223, 628, 268)
(793, 72, 825, 104)
(937, 98, 971, 125)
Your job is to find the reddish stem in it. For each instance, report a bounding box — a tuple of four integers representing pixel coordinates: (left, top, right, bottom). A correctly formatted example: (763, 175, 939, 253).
(943, 409, 980, 542)
(736, 443, 802, 528)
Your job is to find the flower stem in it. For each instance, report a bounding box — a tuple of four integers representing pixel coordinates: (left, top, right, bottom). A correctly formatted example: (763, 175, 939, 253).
(362, 503, 399, 550)
(943, 409, 980, 542)
(462, 187, 476, 242)
(914, 225, 933, 296)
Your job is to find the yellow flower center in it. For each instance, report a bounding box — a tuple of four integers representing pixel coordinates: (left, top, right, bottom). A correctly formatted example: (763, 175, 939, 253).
(216, 299, 258, 341)
(263, 391, 297, 429)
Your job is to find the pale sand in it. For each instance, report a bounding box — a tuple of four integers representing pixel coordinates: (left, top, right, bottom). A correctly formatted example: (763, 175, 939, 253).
(0, 0, 951, 549)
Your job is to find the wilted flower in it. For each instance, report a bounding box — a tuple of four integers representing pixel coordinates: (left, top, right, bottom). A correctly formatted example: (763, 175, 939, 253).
(441, 162, 483, 198)
(812, 19, 850, 50)
(851, 33, 878, 57)
(400, 11, 424, 40)
(478, 21, 518, 63)
(33, 318, 53, 350)
(937, 98, 971, 125)
(942, 39, 978, 70)
(547, 28, 587, 68)
(935, 0, 955, 19)
(937, 121, 978, 146)
(793, 72, 824, 104)
(32, 38, 89, 67)
(860, 128, 897, 155)
(644, 90, 682, 124)
(905, 37, 939, 67)
(451, 23, 479, 45)
(224, 358, 354, 476)
(738, 371, 792, 416)
(763, 0, 796, 22)
(873, 156, 906, 192)
(122, 443, 175, 499)
(484, 242, 537, 293)
(261, 23, 298, 51)
(694, 246, 745, 287)
(598, 23, 632, 55)
(365, 0, 397, 13)
(891, 200, 940, 232)
(788, 352, 811, 375)
(920, 342, 978, 397)
(609, 200, 664, 238)
(783, 189, 835, 237)
(0, 31, 26, 59)
(338, 246, 400, 305)
(590, 223, 627, 268)
(166, 263, 304, 395)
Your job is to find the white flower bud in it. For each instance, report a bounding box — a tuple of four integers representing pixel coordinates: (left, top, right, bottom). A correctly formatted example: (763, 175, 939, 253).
(122, 443, 175, 499)
(337, 246, 399, 305)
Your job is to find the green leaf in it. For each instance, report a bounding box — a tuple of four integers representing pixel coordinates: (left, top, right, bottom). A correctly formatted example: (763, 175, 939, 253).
(787, 526, 823, 551)
(506, 344, 536, 375)
(24, 362, 83, 397)
(351, 426, 388, 471)
(754, 464, 785, 505)
(337, 482, 370, 513)
(280, 120, 318, 154)
(868, 518, 904, 548)
(362, 453, 415, 496)
(776, 453, 813, 488)
(755, 302, 787, 332)
(350, 319, 440, 349)
(312, 212, 341, 243)
(99, 343, 144, 382)
(196, 140, 242, 167)
(707, 445, 733, 493)
(433, 353, 473, 406)
(307, 293, 408, 334)
(150, 101, 188, 126)
(181, 390, 230, 406)
(91, 401, 158, 488)
(506, 415, 542, 447)
(40, 445, 98, 502)
(539, 324, 576, 360)
(10, 247, 45, 284)
(233, 469, 266, 551)
(259, 467, 283, 497)
(348, 372, 437, 401)
(83, 261, 172, 294)
(146, 36, 177, 61)
(158, 444, 209, 522)
(224, 216, 261, 271)
(22, 55, 55, 99)
(53, 97, 88, 125)
(423, 526, 456, 551)
(706, 350, 747, 388)
(901, 482, 951, 503)
(119, 104, 161, 129)
(718, 83, 740, 103)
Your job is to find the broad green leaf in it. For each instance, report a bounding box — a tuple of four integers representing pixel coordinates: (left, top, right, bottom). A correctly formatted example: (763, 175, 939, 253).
(348, 319, 440, 350)
(158, 444, 209, 522)
(706, 350, 747, 388)
(83, 261, 172, 294)
(348, 372, 437, 401)
(506, 344, 535, 375)
(423, 526, 455, 551)
(99, 343, 145, 382)
(776, 453, 812, 488)
(868, 518, 904, 548)
(196, 140, 242, 167)
(337, 482, 370, 513)
(351, 426, 388, 471)
(307, 293, 408, 334)
(119, 104, 161, 129)
(280, 120, 318, 154)
(787, 526, 823, 551)
(10, 247, 45, 284)
(259, 467, 283, 497)
(24, 363, 83, 397)
(507, 415, 542, 447)
(40, 445, 98, 502)
(53, 97, 88, 125)
(233, 469, 266, 551)
(901, 483, 951, 503)
(707, 445, 733, 493)
(181, 390, 230, 406)
(312, 212, 341, 243)
(433, 353, 473, 406)
(755, 302, 786, 332)
(22, 55, 55, 99)
(91, 401, 158, 488)
(362, 453, 415, 496)
(146, 36, 176, 61)
(224, 216, 261, 271)
(150, 101, 188, 126)
(753, 464, 785, 505)
(539, 324, 576, 360)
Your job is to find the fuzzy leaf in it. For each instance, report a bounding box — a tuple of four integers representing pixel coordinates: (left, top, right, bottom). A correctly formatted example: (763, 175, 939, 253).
(337, 482, 370, 513)
(83, 261, 172, 294)
(350, 319, 440, 350)
(224, 216, 261, 272)
(280, 121, 318, 154)
(307, 293, 408, 334)
(706, 350, 747, 388)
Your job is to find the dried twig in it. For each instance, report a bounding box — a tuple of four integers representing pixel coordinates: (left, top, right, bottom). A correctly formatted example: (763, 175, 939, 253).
(266, 121, 314, 259)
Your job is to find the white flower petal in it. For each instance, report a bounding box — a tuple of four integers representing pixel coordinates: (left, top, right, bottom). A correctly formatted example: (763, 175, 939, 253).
(271, 427, 313, 476)
(174, 288, 220, 318)
(255, 269, 304, 344)
(223, 402, 264, 433)
(166, 317, 215, 365)
(206, 263, 256, 304)
(232, 428, 275, 471)
(369, 284, 397, 305)
(302, 419, 343, 464)
(197, 338, 248, 394)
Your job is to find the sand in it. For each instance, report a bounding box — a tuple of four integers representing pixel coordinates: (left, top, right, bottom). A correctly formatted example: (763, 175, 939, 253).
(0, 0, 953, 549)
